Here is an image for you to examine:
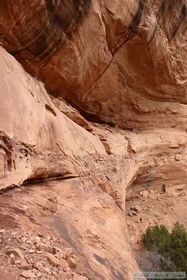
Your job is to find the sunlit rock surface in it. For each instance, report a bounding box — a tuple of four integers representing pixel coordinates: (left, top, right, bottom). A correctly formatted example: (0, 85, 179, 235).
(0, 1, 186, 279)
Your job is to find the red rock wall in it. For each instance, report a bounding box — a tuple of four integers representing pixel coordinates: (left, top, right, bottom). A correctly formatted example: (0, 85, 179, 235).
(0, 0, 186, 129)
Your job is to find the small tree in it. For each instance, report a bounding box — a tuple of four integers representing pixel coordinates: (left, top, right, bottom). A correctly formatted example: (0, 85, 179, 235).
(169, 223, 187, 273)
(170, 222, 187, 249)
(142, 223, 187, 276)
(142, 225, 171, 253)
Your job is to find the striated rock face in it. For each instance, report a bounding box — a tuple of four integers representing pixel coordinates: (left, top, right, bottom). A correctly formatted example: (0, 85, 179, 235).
(0, 0, 187, 129)
(0, 46, 186, 278)
(0, 1, 186, 279)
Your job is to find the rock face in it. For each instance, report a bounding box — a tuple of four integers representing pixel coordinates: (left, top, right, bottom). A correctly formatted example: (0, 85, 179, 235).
(0, 1, 186, 279)
(0, 0, 187, 129)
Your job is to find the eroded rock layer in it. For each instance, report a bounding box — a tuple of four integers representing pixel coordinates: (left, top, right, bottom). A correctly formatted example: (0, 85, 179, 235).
(0, 1, 186, 279)
(0, 46, 186, 278)
(0, 0, 187, 129)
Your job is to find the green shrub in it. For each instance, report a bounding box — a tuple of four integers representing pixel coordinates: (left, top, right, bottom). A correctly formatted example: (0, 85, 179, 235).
(170, 222, 187, 250)
(142, 223, 187, 275)
(169, 223, 187, 273)
(142, 225, 171, 253)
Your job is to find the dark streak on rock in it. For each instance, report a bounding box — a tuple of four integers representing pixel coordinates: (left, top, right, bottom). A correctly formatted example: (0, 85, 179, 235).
(94, 254, 108, 266)
(45, 104, 57, 117)
(111, 270, 125, 280)
(0, 133, 14, 171)
(110, 0, 145, 55)
(181, 4, 187, 16)
(9, 0, 91, 61)
(129, 0, 145, 33)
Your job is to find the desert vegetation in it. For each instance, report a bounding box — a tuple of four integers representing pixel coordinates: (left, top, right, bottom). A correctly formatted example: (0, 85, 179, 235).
(141, 223, 187, 278)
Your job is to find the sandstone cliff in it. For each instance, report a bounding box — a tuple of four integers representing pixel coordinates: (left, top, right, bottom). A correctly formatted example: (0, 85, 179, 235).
(0, 1, 186, 279)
